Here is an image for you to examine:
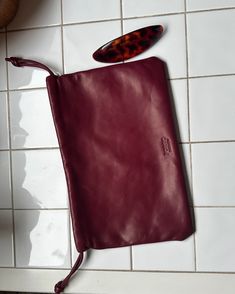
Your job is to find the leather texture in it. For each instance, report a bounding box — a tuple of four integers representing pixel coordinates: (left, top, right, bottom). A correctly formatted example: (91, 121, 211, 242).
(46, 57, 193, 252)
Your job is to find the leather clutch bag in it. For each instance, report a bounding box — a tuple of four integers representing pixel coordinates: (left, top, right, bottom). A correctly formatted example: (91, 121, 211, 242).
(6, 56, 193, 293)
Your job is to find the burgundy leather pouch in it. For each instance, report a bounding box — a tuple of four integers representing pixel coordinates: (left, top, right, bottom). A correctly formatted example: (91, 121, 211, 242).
(6, 56, 193, 293)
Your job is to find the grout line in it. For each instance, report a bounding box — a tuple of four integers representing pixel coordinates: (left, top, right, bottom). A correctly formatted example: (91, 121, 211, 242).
(0, 208, 69, 211)
(4, 74, 235, 94)
(11, 146, 60, 152)
(4, 140, 235, 152)
(186, 6, 235, 14)
(6, 71, 235, 92)
(6, 18, 122, 33)
(60, 0, 65, 75)
(185, 140, 235, 144)
(5, 30, 17, 269)
(5, 5, 235, 33)
(6, 206, 235, 211)
(67, 212, 73, 269)
(60, 0, 72, 269)
(188, 73, 235, 79)
(80, 268, 235, 274)
(120, 0, 124, 35)
(5, 86, 47, 92)
(120, 0, 133, 271)
(194, 206, 235, 208)
(0, 148, 10, 152)
(2, 266, 235, 275)
(3, 6, 235, 34)
(184, 0, 197, 273)
(129, 246, 133, 271)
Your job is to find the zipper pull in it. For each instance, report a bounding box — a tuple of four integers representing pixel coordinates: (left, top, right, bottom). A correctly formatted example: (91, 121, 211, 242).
(5, 57, 56, 76)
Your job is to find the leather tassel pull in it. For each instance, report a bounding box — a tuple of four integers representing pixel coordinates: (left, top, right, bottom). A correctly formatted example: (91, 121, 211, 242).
(5, 56, 55, 76)
(54, 252, 84, 293)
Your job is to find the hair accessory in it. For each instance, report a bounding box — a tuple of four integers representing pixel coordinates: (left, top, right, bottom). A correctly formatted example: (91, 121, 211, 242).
(93, 25, 163, 63)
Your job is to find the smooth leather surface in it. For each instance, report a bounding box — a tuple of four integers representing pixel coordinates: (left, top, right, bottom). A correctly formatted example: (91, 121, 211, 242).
(46, 57, 193, 252)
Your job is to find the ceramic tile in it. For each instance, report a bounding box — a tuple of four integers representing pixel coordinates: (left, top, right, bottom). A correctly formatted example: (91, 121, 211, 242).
(123, 0, 184, 17)
(195, 208, 235, 272)
(8, 0, 61, 30)
(0, 92, 9, 149)
(14, 210, 70, 268)
(187, 0, 235, 11)
(12, 150, 68, 209)
(181, 144, 191, 181)
(170, 79, 189, 142)
(192, 143, 235, 206)
(71, 236, 131, 270)
(190, 76, 235, 141)
(62, 0, 120, 24)
(123, 14, 186, 79)
(181, 144, 192, 201)
(0, 33, 7, 91)
(7, 27, 62, 89)
(9, 89, 58, 149)
(187, 10, 235, 76)
(0, 151, 11, 209)
(0, 210, 14, 267)
(63, 21, 121, 72)
(132, 236, 195, 271)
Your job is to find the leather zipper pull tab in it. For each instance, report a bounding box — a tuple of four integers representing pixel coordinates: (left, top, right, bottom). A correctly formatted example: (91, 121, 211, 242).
(54, 252, 84, 293)
(5, 57, 55, 76)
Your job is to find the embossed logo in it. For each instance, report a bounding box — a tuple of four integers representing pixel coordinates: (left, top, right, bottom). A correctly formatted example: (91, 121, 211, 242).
(161, 137, 172, 156)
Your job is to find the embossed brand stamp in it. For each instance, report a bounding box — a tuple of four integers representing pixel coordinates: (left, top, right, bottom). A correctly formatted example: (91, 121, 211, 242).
(161, 137, 172, 156)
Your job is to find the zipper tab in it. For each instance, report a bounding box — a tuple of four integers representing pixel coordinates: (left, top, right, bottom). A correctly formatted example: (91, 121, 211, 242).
(5, 57, 56, 76)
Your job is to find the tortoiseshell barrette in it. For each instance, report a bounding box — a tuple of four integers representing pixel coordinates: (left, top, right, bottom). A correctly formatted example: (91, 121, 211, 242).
(93, 25, 163, 63)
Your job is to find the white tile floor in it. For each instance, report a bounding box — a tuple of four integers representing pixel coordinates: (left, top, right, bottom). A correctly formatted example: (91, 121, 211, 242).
(1, 0, 235, 293)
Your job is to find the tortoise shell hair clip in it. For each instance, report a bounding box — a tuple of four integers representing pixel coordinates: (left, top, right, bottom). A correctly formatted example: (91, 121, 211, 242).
(93, 25, 164, 63)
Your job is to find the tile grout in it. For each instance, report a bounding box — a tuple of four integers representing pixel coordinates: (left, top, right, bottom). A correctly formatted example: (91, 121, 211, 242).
(2, 1, 235, 278)
(4, 72, 235, 93)
(1, 265, 235, 275)
(2, 139, 235, 154)
(5, 30, 17, 269)
(120, 0, 133, 272)
(4, 5, 235, 34)
(184, 0, 197, 273)
(1, 206, 235, 211)
(60, 0, 73, 270)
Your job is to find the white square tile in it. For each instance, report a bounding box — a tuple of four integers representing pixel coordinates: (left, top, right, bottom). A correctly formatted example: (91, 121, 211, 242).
(12, 150, 68, 209)
(187, 0, 235, 11)
(8, 0, 61, 30)
(195, 208, 235, 272)
(63, 21, 121, 73)
(62, 0, 120, 24)
(190, 76, 235, 141)
(123, 0, 184, 17)
(9, 89, 58, 148)
(187, 10, 235, 76)
(71, 235, 131, 270)
(0, 151, 11, 209)
(14, 210, 70, 268)
(0, 92, 9, 149)
(170, 79, 189, 142)
(123, 15, 186, 78)
(132, 236, 195, 271)
(192, 143, 235, 206)
(7, 27, 62, 89)
(0, 210, 14, 267)
(180, 144, 192, 201)
(0, 33, 7, 90)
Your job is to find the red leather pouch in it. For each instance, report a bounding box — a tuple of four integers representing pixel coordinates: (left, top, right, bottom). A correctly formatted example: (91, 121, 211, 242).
(6, 56, 193, 293)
